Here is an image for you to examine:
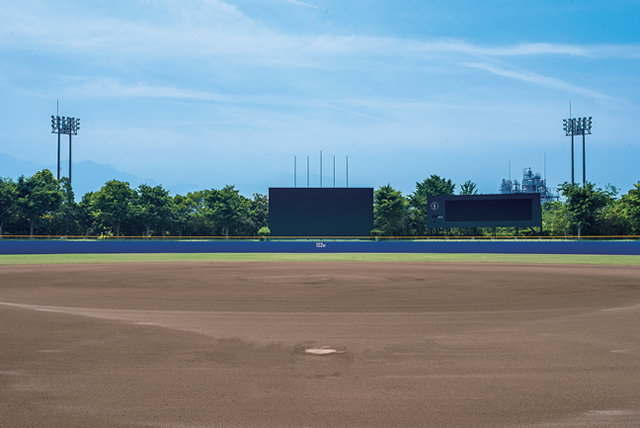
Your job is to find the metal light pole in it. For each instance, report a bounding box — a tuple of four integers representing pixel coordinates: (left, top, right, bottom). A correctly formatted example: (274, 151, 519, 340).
(51, 115, 80, 185)
(563, 116, 592, 185)
(320, 150, 323, 188)
(55, 117, 61, 179)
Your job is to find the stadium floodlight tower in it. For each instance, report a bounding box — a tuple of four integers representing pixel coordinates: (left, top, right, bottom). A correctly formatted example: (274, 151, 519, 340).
(563, 116, 592, 185)
(51, 115, 80, 184)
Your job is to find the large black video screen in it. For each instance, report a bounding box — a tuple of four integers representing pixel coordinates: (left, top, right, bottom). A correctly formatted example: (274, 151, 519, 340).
(269, 188, 373, 237)
(427, 194, 541, 228)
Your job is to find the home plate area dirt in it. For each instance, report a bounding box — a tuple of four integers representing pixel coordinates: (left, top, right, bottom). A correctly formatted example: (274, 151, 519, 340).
(1, 261, 640, 427)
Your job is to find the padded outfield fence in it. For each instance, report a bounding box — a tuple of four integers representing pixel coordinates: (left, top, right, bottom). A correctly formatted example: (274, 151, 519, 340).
(0, 236, 639, 255)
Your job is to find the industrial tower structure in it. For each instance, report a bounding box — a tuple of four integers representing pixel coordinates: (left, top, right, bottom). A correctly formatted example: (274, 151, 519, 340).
(499, 168, 559, 203)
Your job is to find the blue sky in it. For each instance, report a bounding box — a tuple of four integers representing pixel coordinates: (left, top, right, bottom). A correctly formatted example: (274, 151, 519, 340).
(1, 0, 639, 197)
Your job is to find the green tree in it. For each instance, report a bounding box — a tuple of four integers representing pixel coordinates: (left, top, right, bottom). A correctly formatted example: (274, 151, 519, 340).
(373, 184, 409, 236)
(542, 200, 570, 236)
(50, 177, 80, 236)
(250, 193, 269, 231)
(91, 180, 136, 237)
(135, 184, 173, 237)
(410, 175, 456, 235)
(206, 185, 251, 237)
(459, 180, 479, 195)
(77, 191, 98, 236)
(182, 190, 217, 236)
(257, 226, 271, 239)
(619, 182, 640, 234)
(559, 182, 617, 237)
(415, 175, 456, 198)
(596, 199, 628, 236)
(0, 177, 17, 237)
(170, 194, 192, 237)
(15, 169, 64, 237)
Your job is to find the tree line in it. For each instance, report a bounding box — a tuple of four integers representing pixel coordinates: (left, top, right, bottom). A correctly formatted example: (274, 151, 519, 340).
(0, 170, 268, 238)
(372, 176, 640, 237)
(0, 170, 638, 237)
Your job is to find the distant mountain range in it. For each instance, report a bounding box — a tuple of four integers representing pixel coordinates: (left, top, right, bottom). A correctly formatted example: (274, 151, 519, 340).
(0, 152, 369, 200)
(0, 153, 202, 200)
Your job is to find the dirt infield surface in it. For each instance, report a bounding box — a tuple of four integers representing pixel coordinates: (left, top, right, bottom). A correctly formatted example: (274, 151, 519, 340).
(1, 261, 640, 427)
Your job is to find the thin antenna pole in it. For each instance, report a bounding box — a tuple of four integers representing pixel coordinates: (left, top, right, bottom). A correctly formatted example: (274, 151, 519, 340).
(294, 155, 297, 187)
(306, 155, 309, 188)
(346, 155, 349, 188)
(320, 150, 322, 188)
(333, 155, 335, 187)
(509, 159, 511, 182)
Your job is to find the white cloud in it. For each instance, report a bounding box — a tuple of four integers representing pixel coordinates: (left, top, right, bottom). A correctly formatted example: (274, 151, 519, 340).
(317, 101, 392, 123)
(160, 0, 252, 23)
(462, 61, 630, 105)
(66, 79, 226, 101)
(405, 39, 640, 60)
(3, 1, 640, 69)
(283, 0, 319, 9)
(60, 79, 326, 112)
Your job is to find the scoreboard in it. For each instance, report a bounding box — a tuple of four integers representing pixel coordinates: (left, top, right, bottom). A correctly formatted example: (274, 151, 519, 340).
(269, 188, 374, 237)
(427, 194, 542, 229)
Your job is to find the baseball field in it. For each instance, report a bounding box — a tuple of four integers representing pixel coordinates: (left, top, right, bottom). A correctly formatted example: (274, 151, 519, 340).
(1, 253, 640, 427)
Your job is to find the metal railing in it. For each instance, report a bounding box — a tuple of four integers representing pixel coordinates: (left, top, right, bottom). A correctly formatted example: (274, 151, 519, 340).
(0, 235, 638, 242)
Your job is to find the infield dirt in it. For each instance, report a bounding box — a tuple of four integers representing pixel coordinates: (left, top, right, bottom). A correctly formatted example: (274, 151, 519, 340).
(1, 261, 640, 427)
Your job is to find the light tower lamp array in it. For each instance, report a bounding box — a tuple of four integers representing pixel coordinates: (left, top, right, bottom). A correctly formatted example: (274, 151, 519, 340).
(563, 116, 592, 185)
(51, 115, 80, 184)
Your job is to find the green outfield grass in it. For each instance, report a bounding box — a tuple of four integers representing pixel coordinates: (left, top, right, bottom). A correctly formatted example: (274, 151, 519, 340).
(0, 253, 639, 265)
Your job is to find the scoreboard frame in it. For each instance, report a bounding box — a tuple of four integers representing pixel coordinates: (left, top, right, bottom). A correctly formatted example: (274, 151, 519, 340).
(427, 193, 542, 230)
(269, 187, 374, 237)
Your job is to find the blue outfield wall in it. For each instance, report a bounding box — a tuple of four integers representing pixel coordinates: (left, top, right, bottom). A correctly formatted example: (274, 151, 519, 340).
(0, 240, 639, 255)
